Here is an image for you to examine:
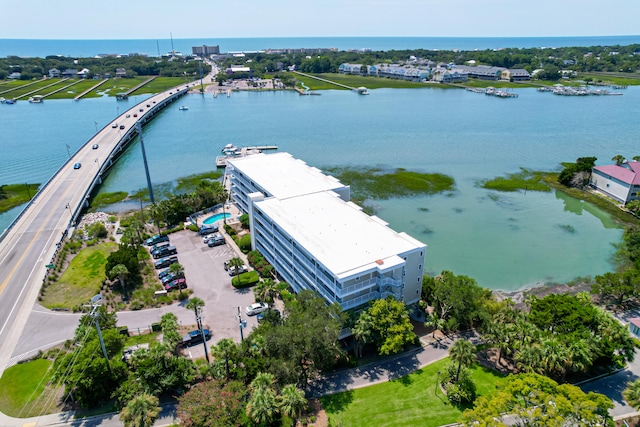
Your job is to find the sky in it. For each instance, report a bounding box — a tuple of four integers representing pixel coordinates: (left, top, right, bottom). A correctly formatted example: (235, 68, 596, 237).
(2, 0, 639, 39)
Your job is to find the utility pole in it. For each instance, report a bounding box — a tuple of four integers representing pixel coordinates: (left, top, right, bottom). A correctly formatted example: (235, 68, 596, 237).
(196, 306, 210, 363)
(136, 122, 155, 204)
(237, 307, 246, 341)
(89, 294, 111, 374)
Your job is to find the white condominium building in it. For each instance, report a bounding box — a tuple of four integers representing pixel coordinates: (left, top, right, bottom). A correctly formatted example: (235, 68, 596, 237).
(226, 153, 426, 311)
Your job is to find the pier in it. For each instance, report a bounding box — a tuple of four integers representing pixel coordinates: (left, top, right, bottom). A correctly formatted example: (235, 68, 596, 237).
(292, 71, 367, 94)
(215, 145, 278, 168)
(74, 78, 109, 100)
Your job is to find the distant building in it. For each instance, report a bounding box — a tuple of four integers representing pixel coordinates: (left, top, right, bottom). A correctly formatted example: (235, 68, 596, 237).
(61, 69, 78, 78)
(115, 68, 127, 78)
(77, 68, 90, 78)
(226, 152, 426, 312)
(338, 63, 364, 75)
(501, 68, 531, 81)
(48, 68, 60, 78)
(8, 72, 21, 80)
(454, 64, 505, 80)
(192, 45, 220, 56)
(591, 161, 640, 204)
(431, 68, 467, 83)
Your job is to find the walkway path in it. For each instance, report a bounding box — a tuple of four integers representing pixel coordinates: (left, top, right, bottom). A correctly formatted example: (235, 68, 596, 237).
(74, 78, 108, 100)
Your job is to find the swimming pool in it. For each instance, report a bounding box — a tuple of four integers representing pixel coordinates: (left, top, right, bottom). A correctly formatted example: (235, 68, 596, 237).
(203, 212, 231, 225)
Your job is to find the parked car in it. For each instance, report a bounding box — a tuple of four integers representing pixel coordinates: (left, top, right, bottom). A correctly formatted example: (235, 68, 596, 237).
(133, 113, 138, 117)
(161, 272, 184, 284)
(228, 264, 248, 276)
(154, 255, 178, 269)
(202, 232, 219, 242)
(150, 241, 170, 252)
(158, 268, 172, 279)
(207, 235, 225, 247)
(145, 234, 169, 246)
(119, 125, 125, 130)
(198, 224, 219, 235)
(246, 302, 269, 316)
(126, 114, 131, 118)
(181, 329, 211, 347)
(152, 245, 177, 259)
(164, 277, 187, 291)
(92, 143, 99, 149)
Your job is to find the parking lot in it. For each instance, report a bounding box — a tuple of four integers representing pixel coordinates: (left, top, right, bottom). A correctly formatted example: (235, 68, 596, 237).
(162, 229, 261, 356)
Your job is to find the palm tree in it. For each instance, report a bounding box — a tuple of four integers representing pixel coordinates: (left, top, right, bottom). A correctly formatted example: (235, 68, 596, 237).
(515, 341, 546, 374)
(109, 264, 129, 297)
(624, 379, 640, 409)
(185, 297, 209, 362)
(278, 384, 307, 427)
(612, 154, 626, 166)
(449, 339, 476, 383)
(119, 393, 160, 427)
(246, 387, 278, 426)
(250, 372, 276, 391)
(147, 202, 164, 234)
(228, 257, 244, 286)
(210, 338, 237, 381)
(352, 311, 373, 358)
(169, 262, 184, 276)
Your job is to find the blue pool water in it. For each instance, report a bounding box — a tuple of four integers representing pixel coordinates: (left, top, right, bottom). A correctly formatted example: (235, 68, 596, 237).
(203, 213, 231, 225)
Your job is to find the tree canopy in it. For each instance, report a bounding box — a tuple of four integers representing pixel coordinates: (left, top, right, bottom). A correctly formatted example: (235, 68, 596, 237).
(461, 373, 613, 427)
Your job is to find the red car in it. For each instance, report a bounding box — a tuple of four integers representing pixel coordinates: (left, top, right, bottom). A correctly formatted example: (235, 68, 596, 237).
(165, 278, 187, 291)
(133, 113, 138, 117)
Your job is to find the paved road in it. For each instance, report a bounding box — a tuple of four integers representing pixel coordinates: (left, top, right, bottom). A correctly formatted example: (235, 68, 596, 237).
(0, 85, 194, 375)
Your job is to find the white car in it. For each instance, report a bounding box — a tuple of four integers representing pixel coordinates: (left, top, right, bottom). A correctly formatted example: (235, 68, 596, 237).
(229, 264, 248, 276)
(246, 302, 269, 316)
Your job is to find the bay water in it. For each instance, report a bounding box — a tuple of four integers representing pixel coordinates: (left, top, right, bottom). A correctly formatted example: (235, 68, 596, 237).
(2, 86, 639, 290)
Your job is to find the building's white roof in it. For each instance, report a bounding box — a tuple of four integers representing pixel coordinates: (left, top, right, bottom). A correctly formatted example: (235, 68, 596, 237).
(228, 153, 347, 200)
(255, 191, 426, 280)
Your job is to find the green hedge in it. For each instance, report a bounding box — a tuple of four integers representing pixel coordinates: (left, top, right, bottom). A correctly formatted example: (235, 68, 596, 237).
(231, 271, 260, 288)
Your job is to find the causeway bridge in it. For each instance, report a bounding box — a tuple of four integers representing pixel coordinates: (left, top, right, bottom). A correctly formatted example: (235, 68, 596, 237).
(0, 83, 192, 376)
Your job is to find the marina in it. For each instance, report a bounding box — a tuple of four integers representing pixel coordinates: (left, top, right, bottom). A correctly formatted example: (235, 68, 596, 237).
(466, 86, 518, 98)
(538, 84, 623, 96)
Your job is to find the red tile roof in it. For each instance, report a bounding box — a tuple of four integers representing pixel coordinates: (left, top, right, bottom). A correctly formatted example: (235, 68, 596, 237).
(594, 161, 640, 185)
(629, 317, 640, 329)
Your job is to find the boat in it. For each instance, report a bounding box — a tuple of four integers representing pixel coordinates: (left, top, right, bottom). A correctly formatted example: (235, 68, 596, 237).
(5, 99, 15, 104)
(221, 144, 240, 155)
(179, 106, 189, 110)
(29, 95, 44, 103)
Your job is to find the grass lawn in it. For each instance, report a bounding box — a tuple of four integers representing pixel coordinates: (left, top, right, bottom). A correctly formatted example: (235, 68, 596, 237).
(46, 79, 105, 100)
(0, 183, 40, 213)
(99, 76, 148, 97)
(0, 79, 56, 98)
(294, 73, 429, 90)
(129, 77, 193, 95)
(321, 359, 502, 427)
(42, 242, 117, 309)
(0, 359, 61, 417)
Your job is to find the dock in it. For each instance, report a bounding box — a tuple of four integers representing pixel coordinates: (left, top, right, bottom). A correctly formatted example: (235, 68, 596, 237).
(75, 78, 109, 100)
(216, 145, 278, 168)
(13, 78, 70, 100)
(123, 76, 157, 96)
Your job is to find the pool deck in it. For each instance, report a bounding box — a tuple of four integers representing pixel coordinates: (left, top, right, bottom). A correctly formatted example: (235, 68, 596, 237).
(194, 203, 242, 228)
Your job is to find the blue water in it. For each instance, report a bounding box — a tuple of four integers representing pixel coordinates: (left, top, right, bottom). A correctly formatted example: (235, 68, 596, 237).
(2, 35, 640, 57)
(203, 213, 231, 225)
(3, 85, 640, 290)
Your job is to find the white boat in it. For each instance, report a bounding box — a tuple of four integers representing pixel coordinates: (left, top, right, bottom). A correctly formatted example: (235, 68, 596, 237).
(179, 106, 188, 110)
(29, 95, 44, 103)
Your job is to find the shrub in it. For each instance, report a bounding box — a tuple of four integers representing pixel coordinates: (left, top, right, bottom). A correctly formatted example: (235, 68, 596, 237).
(86, 222, 108, 239)
(186, 224, 199, 232)
(231, 271, 260, 288)
(238, 234, 252, 252)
